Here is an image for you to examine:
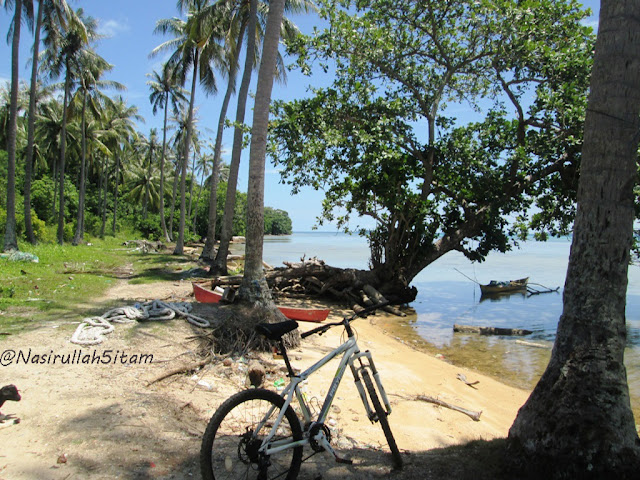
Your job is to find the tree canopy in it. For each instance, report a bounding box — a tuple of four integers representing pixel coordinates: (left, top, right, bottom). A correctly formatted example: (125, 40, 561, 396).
(271, 0, 596, 299)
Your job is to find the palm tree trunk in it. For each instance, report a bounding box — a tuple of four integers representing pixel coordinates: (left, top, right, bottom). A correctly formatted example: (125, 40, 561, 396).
(173, 54, 199, 255)
(143, 142, 154, 220)
(240, 0, 286, 303)
(202, 22, 249, 263)
(73, 88, 88, 245)
(112, 150, 120, 235)
(57, 64, 72, 245)
(187, 150, 197, 220)
(159, 99, 171, 242)
(168, 156, 180, 241)
(24, 0, 44, 245)
(3, 0, 22, 252)
(208, 21, 254, 268)
(191, 176, 205, 235)
(100, 155, 108, 238)
(507, 2, 640, 477)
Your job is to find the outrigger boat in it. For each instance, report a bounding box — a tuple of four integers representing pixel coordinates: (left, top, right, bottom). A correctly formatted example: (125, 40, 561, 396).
(192, 283, 331, 323)
(479, 277, 529, 295)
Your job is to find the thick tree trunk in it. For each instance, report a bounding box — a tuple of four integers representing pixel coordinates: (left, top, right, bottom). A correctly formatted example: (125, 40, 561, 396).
(24, 0, 44, 245)
(3, 0, 21, 252)
(507, 2, 640, 478)
(212, 6, 258, 271)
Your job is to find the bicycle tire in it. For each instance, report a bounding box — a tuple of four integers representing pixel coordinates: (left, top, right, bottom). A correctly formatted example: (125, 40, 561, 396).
(361, 369, 403, 469)
(200, 388, 303, 480)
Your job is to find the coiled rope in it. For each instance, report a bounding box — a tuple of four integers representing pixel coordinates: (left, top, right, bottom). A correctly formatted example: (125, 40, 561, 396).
(70, 300, 210, 345)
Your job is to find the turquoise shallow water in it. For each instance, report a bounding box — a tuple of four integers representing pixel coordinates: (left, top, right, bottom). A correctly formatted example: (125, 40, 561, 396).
(260, 232, 640, 415)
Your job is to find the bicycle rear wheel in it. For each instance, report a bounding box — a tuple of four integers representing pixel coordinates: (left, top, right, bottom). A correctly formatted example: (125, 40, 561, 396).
(200, 388, 303, 480)
(361, 369, 403, 469)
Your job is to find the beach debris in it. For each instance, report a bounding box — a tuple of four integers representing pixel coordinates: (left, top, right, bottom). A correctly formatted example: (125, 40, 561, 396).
(453, 324, 533, 336)
(147, 357, 211, 386)
(416, 394, 482, 421)
(515, 339, 550, 349)
(456, 373, 480, 389)
(248, 361, 266, 387)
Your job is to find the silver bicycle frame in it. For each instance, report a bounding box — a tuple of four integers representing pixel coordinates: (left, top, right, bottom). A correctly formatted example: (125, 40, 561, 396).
(260, 332, 392, 456)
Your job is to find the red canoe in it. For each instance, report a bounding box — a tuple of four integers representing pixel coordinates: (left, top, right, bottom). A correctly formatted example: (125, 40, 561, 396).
(192, 283, 330, 323)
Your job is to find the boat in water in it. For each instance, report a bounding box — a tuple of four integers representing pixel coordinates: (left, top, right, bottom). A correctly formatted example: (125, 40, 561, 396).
(479, 277, 529, 295)
(192, 283, 330, 323)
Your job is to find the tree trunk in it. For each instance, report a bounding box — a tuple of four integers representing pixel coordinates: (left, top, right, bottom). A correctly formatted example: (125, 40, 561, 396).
(24, 0, 44, 245)
(111, 150, 120, 235)
(72, 89, 88, 246)
(507, 2, 640, 478)
(212, 9, 257, 272)
(3, 0, 21, 252)
(173, 56, 199, 255)
(187, 149, 197, 221)
(143, 138, 154, 220)
(160, 99, 171, 242)
(57, 65, 72, 245)
(99, 155, 108, 238)
(239, 0, 286, 308)
(168, 156, 180, 241)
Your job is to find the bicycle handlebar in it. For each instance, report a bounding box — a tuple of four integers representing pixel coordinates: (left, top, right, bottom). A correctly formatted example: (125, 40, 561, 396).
(300, 301, 389, 339)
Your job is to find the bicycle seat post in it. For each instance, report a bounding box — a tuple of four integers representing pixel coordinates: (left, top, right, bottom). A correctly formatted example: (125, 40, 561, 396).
(278, 340, 297, 378)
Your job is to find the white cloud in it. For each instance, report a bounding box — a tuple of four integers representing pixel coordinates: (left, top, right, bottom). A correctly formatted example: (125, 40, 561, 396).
(98, 19, 130, 38)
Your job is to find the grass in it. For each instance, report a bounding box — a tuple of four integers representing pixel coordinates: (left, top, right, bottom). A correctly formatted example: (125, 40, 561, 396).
(0, 234, 200, 333)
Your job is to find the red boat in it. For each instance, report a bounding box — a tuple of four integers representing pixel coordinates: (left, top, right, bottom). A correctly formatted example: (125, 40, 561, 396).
(192, 283, 330, 323)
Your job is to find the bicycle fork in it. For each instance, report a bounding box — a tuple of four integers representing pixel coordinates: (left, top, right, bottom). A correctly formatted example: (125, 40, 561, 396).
(350, 351, 392, 421)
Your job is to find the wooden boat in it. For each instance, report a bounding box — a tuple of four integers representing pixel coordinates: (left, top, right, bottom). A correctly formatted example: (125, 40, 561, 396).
(479, 277, 529, 295)
(192, 283, 330, 323)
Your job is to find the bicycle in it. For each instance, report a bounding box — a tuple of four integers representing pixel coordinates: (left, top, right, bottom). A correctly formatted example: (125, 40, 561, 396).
(200, 303, 403, 480)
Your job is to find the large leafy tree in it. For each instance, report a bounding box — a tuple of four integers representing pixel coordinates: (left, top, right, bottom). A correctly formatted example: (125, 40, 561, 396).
(507, 1, 640, 477)
(271, 0, 595, 301)
(146, 65, 187, 242)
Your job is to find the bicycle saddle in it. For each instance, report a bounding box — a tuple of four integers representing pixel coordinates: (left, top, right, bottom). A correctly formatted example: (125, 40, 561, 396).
(256, 320, 299, 341)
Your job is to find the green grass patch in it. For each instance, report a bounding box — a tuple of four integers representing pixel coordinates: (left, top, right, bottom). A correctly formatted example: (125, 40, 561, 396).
(0, 234, 200, 334)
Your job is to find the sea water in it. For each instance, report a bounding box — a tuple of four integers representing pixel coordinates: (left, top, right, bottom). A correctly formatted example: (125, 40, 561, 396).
(261, 232, 640, 416)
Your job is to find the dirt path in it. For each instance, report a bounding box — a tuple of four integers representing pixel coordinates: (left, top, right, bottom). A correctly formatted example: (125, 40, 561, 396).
(0, 279, 530, 479)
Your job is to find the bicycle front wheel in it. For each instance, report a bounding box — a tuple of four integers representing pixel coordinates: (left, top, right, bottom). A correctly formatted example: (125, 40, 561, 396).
(361, 369, 403, 469)
(200, 388, 303, 480)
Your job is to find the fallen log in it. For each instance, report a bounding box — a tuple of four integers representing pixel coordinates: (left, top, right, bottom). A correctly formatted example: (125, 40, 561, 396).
(515, 339, 549, 349)
(362, 285, 406, 317)
(453, 324, 532, 336)
(416, 394, 482, 421)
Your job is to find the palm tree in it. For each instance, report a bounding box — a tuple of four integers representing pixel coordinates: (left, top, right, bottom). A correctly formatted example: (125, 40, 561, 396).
(142, 129, 160, 219)
(146, 65, 187, 242)
(240, 0, 287, 304)
(152, 0, 222, 255)
(100, 96, 142, 235)
(2, 0, 33, 251)
(41, 7, 97, 244)
(210, 0, 313, 270)
(71, 49, 125, 245)
(23, 0, 77, 244)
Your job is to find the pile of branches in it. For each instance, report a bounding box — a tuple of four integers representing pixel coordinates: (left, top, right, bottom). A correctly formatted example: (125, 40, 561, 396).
(212, 258, 405, 316)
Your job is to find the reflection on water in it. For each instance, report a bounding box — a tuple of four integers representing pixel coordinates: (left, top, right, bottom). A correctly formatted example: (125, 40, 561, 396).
(262, 232, 640, 421)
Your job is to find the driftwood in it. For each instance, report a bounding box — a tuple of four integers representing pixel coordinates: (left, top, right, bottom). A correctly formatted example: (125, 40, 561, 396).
(147, 358, 211, 386)
(416, 394, 482, 421)
(515, 339, 549, 349)
(453, 324, 532, 336)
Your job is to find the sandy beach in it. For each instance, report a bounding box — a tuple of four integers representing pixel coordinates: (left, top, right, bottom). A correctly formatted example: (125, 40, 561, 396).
(0, 279, 531, 479)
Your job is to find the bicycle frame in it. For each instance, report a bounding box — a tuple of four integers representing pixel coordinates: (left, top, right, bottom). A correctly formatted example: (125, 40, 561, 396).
(259, 330, 392, 457)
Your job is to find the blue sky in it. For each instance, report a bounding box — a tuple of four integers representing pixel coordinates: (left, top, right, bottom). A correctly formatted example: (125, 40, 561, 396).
(0, 1, 600, 232)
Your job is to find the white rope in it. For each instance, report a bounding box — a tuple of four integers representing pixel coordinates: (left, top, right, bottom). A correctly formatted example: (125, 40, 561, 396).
(70, 300, 210, 345)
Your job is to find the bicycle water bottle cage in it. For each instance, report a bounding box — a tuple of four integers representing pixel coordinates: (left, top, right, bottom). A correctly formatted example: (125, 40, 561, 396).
(255, 320, 299, 341)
